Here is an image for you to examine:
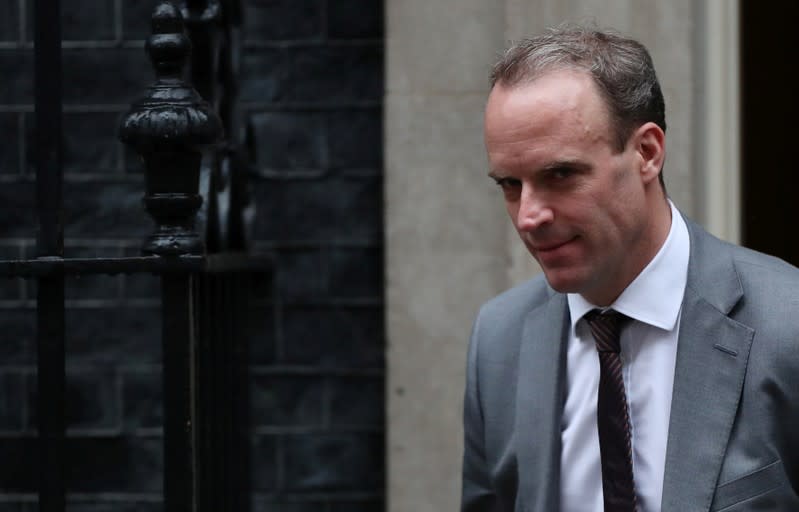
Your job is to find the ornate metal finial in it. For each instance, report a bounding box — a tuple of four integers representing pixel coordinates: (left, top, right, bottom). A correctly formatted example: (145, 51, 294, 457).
(119, 0, 223, 256)
(148, 2, 192, 77)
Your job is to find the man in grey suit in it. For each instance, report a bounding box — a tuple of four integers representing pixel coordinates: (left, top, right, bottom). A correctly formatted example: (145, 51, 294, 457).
(462, 25, 799, 511)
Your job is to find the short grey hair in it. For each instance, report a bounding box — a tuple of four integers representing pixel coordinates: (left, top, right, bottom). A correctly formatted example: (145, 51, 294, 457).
(490, 23, 667, 154)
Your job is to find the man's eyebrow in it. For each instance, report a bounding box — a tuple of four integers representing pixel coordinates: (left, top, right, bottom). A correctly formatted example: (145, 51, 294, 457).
(487, 161, 591, 180)
(540, 160, 592, 172)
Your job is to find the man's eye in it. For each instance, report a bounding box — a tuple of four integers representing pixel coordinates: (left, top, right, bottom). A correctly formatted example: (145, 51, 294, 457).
(550, 167, 574, 179)
(494, 177, 521, 190)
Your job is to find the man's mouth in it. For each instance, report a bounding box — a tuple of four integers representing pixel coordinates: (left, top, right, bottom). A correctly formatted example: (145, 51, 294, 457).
(531, 237, 575, 253)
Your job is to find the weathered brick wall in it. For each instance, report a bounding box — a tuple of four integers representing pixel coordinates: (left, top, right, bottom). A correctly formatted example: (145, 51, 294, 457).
(0, 1, 384, 511)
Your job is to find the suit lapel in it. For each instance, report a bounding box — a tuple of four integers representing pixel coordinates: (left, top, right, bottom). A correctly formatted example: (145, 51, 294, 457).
(661, 220, 755, 512)
(515, 292, 569, 512)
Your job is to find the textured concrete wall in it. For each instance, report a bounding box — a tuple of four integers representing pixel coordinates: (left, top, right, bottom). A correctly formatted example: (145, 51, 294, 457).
(0, 1, 385, 511)
(385, 1, 700, 511)
(384, 1, 508, 510)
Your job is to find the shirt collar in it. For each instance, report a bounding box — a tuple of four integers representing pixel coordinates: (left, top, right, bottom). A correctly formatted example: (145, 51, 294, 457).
(568, 200, 690, 330)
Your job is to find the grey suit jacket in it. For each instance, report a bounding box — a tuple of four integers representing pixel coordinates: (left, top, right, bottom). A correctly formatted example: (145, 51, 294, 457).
(462, 217, 799, 511)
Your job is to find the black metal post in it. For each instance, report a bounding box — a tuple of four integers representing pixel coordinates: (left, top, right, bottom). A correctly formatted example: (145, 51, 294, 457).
(33, 0, 66, 511)
(231, 273, 251, 512)
(161, 274, 199, 512)
(34, 2, 63, 254)
(202, 274, 221, 512)
(35, 277, 65, 512)
(119, 3, 222, 511)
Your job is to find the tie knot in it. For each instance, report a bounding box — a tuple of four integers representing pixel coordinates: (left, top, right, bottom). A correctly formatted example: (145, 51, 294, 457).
(584, 309, 628, 353)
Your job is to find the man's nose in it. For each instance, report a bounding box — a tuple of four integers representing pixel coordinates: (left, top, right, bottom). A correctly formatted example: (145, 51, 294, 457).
(516, 186, 554, 231)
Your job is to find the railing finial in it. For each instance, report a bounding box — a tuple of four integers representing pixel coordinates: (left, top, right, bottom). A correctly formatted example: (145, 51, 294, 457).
(119, 0, 223, 256)
(148, 2, 191, 78)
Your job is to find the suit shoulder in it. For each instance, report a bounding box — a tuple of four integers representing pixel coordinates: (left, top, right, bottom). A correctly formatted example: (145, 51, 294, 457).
(728, 242, 799, 287)
(706, 236, 799, 321)
(475, 274, 551, 327)
(687, 216, 799, 289)
(468, 275, 552, 374)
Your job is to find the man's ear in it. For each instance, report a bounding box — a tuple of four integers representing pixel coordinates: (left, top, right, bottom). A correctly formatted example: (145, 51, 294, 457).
(633, 122, 666, 185)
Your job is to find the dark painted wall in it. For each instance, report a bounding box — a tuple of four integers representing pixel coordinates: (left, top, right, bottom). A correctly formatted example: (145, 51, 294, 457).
(740, 1, 799, 266)
(0, 1, 384, 511)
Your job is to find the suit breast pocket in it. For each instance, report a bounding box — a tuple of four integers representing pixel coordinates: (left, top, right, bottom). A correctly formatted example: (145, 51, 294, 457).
(710, 459, 784, 511)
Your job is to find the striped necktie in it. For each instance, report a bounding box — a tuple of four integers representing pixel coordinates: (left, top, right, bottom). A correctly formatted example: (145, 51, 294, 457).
(585, 309, 637, 512)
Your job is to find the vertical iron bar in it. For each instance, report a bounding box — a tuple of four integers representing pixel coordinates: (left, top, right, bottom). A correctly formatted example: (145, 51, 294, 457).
(36, 278, 65, 512)
(219, 275, 231, 511)
(34, 0, 63, 254)
(233, 272, 250, 512)
(195, 273, 212, 512)
(33, 1, 65, 512)
(212, 274, 224, 512)
(162, 274, 198, 512)
(228, 274, 238, 512)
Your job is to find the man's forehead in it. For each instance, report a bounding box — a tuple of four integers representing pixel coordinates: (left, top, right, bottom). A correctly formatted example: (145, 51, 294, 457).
(486, 72, 611, 139)
(489, 69, 601, 109)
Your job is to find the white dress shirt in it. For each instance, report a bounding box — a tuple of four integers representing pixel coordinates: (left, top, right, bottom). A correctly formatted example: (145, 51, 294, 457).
(560, 201, 690, 512)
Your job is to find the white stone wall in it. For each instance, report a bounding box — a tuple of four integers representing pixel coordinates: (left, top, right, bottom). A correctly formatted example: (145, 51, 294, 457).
(385, 2, 508, 509)
(385, 1, 729, 510)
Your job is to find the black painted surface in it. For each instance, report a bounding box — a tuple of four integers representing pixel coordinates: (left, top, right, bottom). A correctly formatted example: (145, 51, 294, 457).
(0, 0, 385, 510)
(740, 2, 799, 266)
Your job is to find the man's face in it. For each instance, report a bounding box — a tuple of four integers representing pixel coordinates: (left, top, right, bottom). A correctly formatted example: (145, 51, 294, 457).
(484, 70, 666, 305)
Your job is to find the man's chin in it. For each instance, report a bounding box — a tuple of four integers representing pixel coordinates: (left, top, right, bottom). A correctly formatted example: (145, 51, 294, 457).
(539, 268, 586, 295)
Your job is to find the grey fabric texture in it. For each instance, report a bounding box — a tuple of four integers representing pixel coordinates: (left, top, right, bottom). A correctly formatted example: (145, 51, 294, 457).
(461, 214, 799, 512)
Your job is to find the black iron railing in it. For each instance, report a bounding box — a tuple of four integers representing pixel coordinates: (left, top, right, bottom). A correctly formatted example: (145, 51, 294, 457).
(0, 1, 267, 511)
